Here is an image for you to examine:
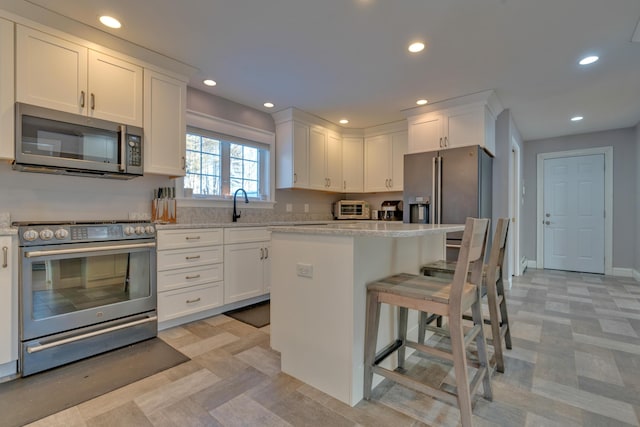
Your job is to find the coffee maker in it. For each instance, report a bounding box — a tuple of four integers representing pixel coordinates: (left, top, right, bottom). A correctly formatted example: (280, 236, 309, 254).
(380, 200, 403, 221)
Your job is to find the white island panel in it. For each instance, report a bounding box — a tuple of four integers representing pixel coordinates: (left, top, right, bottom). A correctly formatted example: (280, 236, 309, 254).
(270, 224, 459, 406)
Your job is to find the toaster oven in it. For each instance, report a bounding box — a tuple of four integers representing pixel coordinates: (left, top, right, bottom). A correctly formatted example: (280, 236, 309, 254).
(333, 200, 371, 220)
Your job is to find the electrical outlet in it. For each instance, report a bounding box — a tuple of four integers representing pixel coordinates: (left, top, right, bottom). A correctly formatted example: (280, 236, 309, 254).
(296, 263, 313, 278)
(304, 203, 309, 213)
(286, 203, 293, 212)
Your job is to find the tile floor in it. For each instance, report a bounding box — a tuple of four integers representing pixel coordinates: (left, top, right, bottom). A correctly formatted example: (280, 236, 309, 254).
(25, 269, 640, 426)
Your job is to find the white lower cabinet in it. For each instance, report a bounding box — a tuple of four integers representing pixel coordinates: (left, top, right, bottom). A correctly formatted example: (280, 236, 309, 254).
(0, 235, 18, 377)
(224, 228, 271, 304)
(156, 228, 224, 323)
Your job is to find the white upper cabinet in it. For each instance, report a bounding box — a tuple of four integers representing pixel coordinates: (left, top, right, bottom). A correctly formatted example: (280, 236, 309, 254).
(342, 136, 364, 192)
(406, 90, 502, 156)
(16, 26, 143, 127)
(364, 128, 407, 192)
(143, 70, 187, 176)
(0, 17, 14, 160)
(273, 108, 343, 192)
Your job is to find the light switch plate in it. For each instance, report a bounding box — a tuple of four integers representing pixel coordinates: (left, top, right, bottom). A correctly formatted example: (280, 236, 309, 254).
(296, 263, 313, 278)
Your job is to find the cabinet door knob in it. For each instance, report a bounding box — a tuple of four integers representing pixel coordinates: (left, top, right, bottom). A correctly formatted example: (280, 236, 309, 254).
(294, 173, 297, 183)
(80, 91, 85, 108)
(2, 246, 7, 269)
(264, 248, 269, 259)
(439, 137, 443, 148)
(388, 179, 393, 188)
(90, 93, 95, 110)
(260, 248, 264, 260)
(444, 136, 448, 147)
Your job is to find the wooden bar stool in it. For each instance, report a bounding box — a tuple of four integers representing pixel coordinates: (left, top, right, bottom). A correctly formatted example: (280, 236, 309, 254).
(364, 218, 492, 427)
(420, 218, 512, 373)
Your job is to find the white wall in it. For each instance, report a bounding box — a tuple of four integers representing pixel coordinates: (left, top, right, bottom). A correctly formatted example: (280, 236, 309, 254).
(636, 123, 640, 278)
(0, 163, 170, 222)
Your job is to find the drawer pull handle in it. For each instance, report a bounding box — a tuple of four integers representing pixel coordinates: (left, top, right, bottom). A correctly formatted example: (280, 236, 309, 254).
(185, 255, 201, 260)
(186, 297, 201, 304)
(264, 248, 269, 259)
(2, 246, 7, 268)
(185, 274, 201, 280)
(185, 236, 201, 240)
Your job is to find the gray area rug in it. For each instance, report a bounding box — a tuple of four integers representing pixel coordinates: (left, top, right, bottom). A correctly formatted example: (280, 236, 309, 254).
(0, 338, 189, 427)
(226, 301, 270, 328)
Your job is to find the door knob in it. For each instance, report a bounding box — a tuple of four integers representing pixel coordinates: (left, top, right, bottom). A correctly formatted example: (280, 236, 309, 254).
(545, 221, 550, 225)
(545, 213, 551, 217)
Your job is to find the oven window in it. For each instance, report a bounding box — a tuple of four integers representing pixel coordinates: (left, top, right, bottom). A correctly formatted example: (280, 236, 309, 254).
(30, 252, 151, 320)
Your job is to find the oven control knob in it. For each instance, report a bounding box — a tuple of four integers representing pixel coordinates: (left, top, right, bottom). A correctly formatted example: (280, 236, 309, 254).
(144, 225, 155, 235)
(134, 226, 145, 235)
(54, 228, 69, 240)
(39, 229, 54, 241)
(124, 226, 135, 236)
(23, 229, 39, 241)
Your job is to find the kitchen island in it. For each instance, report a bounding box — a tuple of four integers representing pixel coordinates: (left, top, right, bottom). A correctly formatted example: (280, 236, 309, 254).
(269, 222, 465, 406)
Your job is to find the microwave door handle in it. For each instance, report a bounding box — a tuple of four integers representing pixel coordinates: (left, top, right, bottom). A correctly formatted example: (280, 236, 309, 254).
(118, 125, 126, 172)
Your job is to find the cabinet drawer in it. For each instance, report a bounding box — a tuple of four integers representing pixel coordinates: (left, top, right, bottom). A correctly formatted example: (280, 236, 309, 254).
(157, 228, 223, 249)
(158, 282, 223, 322)
(224, 227, 270, 244)
(157, 246, 222, 271)
(157, 264, 223, 292)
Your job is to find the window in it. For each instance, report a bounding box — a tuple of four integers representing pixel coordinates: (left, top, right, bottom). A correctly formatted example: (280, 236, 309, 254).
(184, 127, 269, 200)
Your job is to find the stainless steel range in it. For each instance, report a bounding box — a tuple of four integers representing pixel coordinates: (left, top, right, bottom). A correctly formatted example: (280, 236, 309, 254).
(15, 220, 157, 376)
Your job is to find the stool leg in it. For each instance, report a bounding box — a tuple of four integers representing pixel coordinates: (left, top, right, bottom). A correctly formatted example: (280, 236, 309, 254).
(449, 313, 474, 427)
(496, 277, 512, 349)
(397, 307, 408, 369)
(485, 277, 505, 373)
(418, 311, 427, 344)
(471, 295, 493, 401)
(364, 290, 381, 400)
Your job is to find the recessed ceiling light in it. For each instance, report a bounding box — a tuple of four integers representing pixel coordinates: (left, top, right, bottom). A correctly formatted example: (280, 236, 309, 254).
(579, 55, 599, 65)
(571, 116, 584, 122)
(203, 79, 217, 87)
(339, 119, 349, 124)
(264, 102, 274, 108)
(99, 16, 121, 29)
(408, 42, 425, 53)
(416, 99, 428, 105)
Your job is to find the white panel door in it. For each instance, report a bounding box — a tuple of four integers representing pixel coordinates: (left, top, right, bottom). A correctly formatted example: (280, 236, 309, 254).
(543, 154, 605, 273)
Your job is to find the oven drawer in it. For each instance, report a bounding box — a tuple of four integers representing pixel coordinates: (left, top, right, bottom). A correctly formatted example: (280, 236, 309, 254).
(158, 282, 224, 322)
(157, 228, 223, 250)
(157, 246, 223, 270)
(157, 264, 223, 292)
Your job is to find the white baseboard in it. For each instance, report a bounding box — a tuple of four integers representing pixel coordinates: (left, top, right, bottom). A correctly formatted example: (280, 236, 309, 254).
(612, 268, 634, 278)
(633, 269, 640, 282)
(526, 259, 537, 269)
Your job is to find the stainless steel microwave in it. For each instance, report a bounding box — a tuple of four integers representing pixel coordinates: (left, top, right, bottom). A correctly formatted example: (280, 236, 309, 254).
(333, 200, 371, 220)
(14, 103, 143, 179)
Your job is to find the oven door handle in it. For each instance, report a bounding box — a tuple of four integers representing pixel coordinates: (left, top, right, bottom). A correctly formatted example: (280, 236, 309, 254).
(26, 315, 158, 354)
(24, 242, 156, 258)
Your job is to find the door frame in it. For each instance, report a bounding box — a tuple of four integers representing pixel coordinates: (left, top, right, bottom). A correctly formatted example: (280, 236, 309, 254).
(536, 146, 613, 275)
(510, 140, 521, 276)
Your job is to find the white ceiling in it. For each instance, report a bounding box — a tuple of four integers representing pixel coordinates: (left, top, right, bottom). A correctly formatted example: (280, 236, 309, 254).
(12, 0, 640, 140)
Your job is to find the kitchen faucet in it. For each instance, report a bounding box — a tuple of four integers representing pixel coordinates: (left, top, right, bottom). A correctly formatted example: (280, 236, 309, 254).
(232, 188, 249, 222)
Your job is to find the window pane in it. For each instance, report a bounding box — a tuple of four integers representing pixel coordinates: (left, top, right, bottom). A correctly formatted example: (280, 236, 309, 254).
(186, 151, 201, 173)
(201, 175, 220, 195)
(230, 178, 243, 194)
(244, 180, 258, 196)
(244, 146, 258, 161)
(202, 138, 220, 154)
(185, 173, 199, 191)
(230, 143, 243, 158)
(202, 153, 220, 176)
(230, 158, 243, 178)
(186, 134, 200, 151)
(244, 160, 257, 180)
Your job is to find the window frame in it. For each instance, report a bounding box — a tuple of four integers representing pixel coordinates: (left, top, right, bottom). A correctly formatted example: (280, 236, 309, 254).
(176, 110, 275, 209)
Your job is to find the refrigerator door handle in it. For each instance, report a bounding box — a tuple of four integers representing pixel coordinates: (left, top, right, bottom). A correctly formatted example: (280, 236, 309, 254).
(437, 156, 443, 224)
(431, 156, 437, 224)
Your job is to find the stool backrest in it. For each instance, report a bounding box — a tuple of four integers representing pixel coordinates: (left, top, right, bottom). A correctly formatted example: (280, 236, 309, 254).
(486, 217, 510, 285)
(450, 217, 490, 310)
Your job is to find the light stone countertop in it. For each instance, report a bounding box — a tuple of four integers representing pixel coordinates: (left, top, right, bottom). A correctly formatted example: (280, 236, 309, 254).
(268, 222, 465, 237)
(0, 227, 17, 236)
(154, 220, 336, 230)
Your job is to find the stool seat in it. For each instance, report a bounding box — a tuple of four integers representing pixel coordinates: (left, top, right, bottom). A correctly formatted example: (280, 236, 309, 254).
(368, 272, 477, 306)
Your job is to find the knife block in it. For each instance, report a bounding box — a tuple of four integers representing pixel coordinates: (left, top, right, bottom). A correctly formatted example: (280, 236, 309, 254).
(152, 198, 176, 223)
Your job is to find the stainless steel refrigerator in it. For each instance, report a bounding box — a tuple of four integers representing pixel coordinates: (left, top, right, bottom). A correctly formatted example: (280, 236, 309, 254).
(403, 145, 492, 260)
